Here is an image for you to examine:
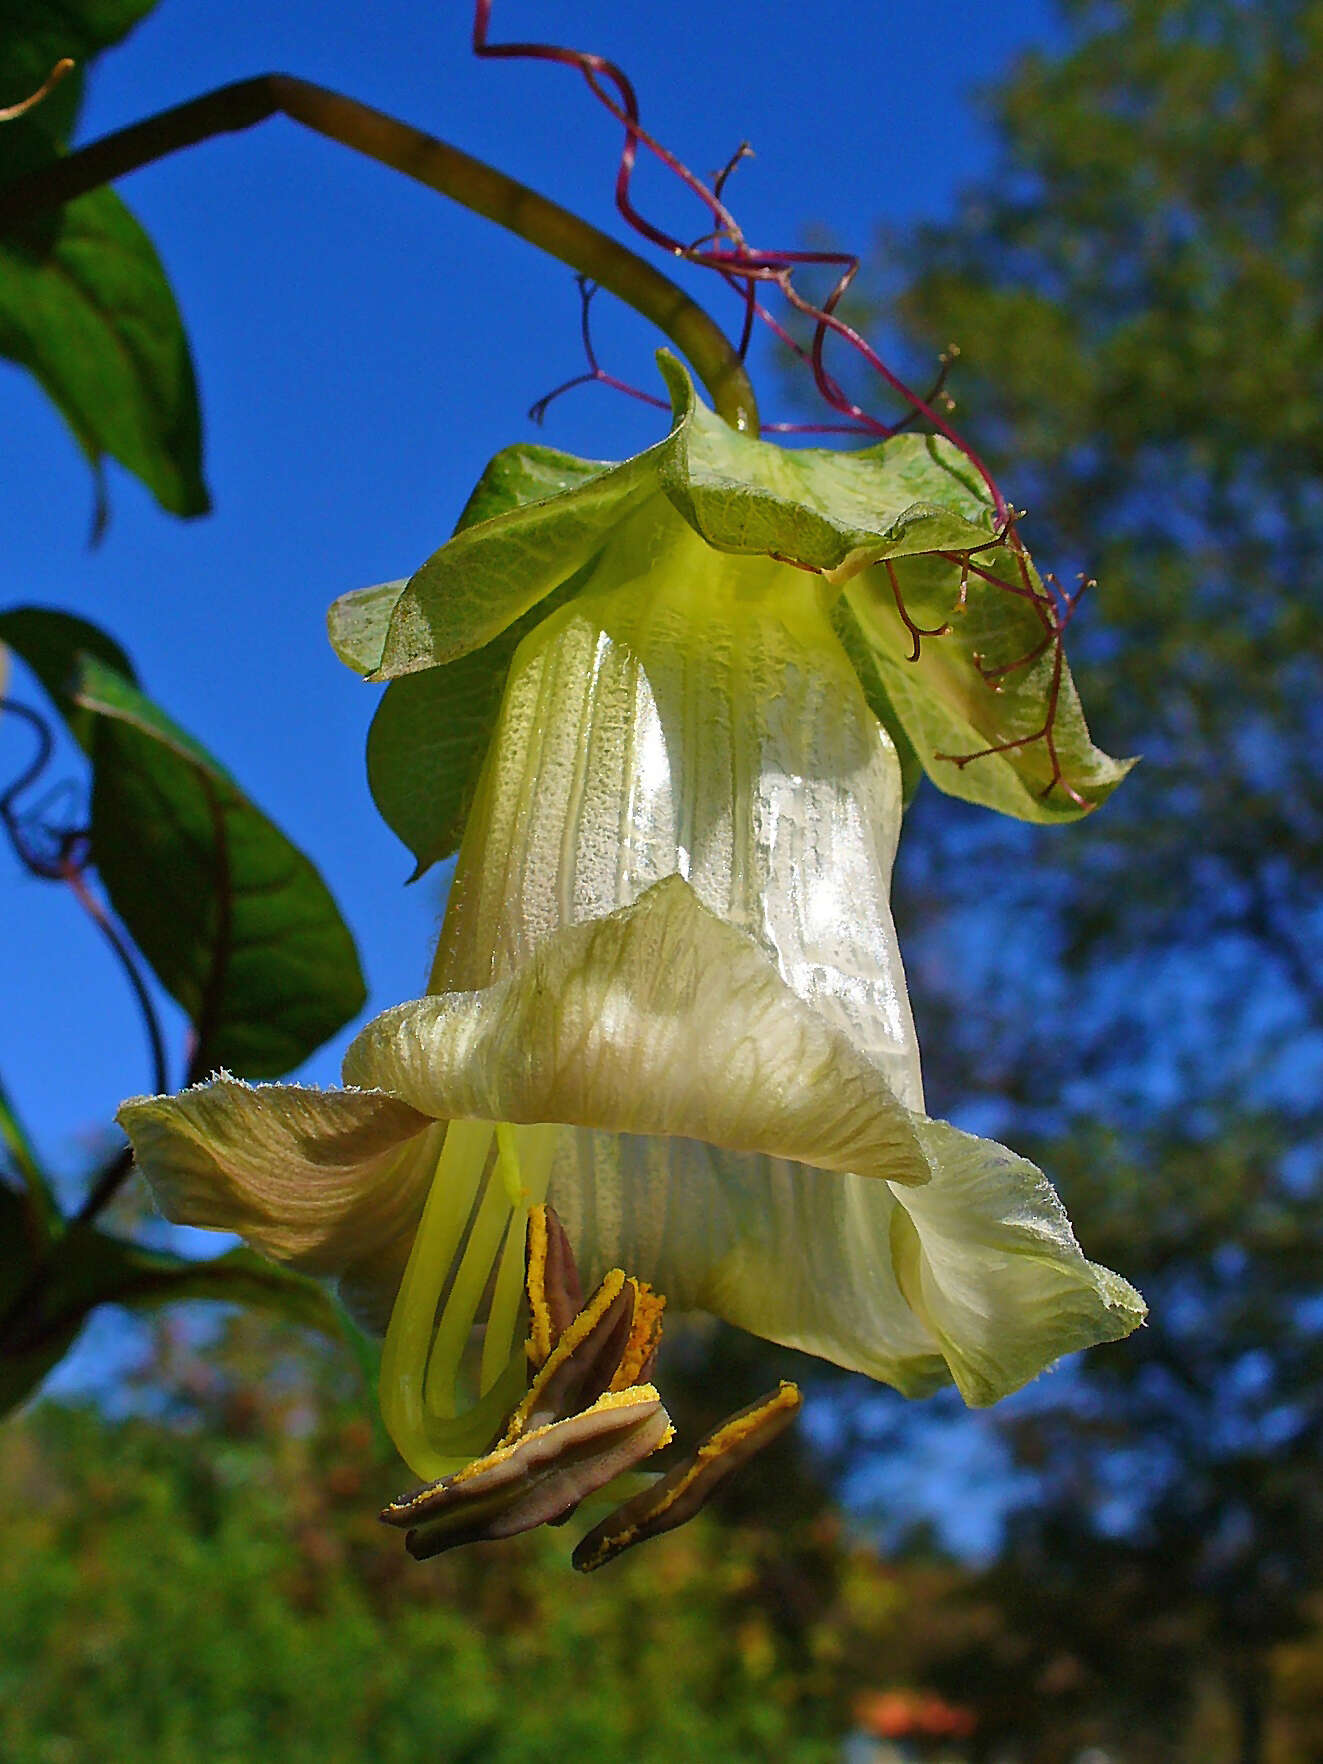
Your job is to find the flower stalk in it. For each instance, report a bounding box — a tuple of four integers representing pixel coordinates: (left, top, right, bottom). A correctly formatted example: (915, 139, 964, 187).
(0, 75, 758, 434)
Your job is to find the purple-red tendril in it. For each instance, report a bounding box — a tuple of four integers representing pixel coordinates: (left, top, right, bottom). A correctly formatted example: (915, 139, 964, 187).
(472, 4, 1098, 803)
(1, 698, 169, 1092)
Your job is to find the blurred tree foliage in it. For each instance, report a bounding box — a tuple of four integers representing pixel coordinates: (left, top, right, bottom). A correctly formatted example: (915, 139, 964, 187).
(836, 2, 1323, 1761)
(0, 1314, 883, 1764)
(8, 1311, 1323, 1763)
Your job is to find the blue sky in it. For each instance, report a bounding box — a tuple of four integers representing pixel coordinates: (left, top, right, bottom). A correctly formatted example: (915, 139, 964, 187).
(5, 0, 1060, 1171)
(3, 0, 1061, 1501)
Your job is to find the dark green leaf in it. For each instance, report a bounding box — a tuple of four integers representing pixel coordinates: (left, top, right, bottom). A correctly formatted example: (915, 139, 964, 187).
(0, 1204, 343, 1417)
(1, 0, 206, 518)
(0, 1069, 60, 1245)
(0, 1179, 72, 1414)
(0, 0, 159, 175)
(0, 601, 136, 749)
(0, 186, 209, 518)
(72, 654, 366, 1078)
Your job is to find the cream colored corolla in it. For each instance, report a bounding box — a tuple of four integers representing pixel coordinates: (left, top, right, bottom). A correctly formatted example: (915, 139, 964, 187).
(119, 364, 1142, 1483)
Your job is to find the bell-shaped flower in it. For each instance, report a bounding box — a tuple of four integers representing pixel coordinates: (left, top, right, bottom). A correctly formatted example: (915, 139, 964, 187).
(118, 359, 1142, 1486)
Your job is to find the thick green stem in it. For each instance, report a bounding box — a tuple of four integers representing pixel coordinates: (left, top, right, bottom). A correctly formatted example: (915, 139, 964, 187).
(0, 74, 759, 435)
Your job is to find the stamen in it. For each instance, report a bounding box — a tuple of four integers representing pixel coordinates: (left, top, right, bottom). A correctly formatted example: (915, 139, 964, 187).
(381, 1386, 674, 1560)
(572, 1381, 802, 1572)
(494, 1121, 527, 1205)
(425, 1154, 514, 1418)
(380, 1119, 563, 1480)
(380, 1119, 493, 1477)
(524, 1201, 584, 1369)
(479, 1126, 560, 1391)
(380, 1204, 803, 1571)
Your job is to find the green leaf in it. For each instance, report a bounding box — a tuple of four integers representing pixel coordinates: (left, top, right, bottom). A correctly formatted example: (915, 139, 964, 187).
(0, 1180, 70, 1414)
(0, 186, 209, 519)
(83, 1240, 345, 1336)
(0, 1069, 60, 1244)
(0, 0, 159, 175)
(72, 654, 366, 1078)
(0, 602, 136, 750)
(1, 0, 206, 519)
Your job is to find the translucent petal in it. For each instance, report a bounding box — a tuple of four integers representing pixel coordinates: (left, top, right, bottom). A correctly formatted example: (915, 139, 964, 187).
(546, 1122, 1144, 1404)
(347, 876, 929, 1188)
(429, 506, 925, 1112)
(117, 1079, 433, 1328)
(548, 1130, 943, 1394)
(891, 1117, 1147, 1405)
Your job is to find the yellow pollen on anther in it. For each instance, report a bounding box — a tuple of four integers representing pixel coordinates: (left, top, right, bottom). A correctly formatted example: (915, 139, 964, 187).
(610, 1280, 667, 1390)
(524, 1205, 556, 1369)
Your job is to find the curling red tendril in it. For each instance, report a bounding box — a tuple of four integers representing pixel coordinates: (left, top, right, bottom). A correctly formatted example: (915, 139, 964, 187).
(471, 2, 1005, 507)
(472, 3, 1099, 804)
(0, 698, 170, 1090)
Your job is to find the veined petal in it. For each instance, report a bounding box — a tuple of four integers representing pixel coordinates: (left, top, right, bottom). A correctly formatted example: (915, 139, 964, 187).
(548, 1133, 946, 1396)
(546, 1122, 1144, 1404)
(116, 1079, 434, 1328)
(345, 875, 929, 1188)
(430, 522, 924, 1111)
(891, 1117, 1146, 1406)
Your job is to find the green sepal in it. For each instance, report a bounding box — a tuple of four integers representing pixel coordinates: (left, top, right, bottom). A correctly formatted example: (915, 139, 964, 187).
(653, 352, 997, 579)
(350, 454, 660, 683)
(348, 442, 611, 876)
(336, 354, 1128, 825)
(843, 547, 1134, 820)
(452, 440, 612, 532)
(325, 453, 616, 677)
(366, 567, 596, 879)
(829, 593, 925, 807)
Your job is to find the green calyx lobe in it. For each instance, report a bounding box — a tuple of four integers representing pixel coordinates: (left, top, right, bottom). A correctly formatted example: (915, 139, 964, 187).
(330, 355, 1130, 876)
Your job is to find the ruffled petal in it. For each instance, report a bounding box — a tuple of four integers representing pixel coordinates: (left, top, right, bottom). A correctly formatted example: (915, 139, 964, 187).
(344, 875, 929, 1188)
(545, 1121, 1144, 1405)
(891, 1117, 1147, 1405)
(117, 1079, 434, 1328)
(546, 1131, 947, 1396)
